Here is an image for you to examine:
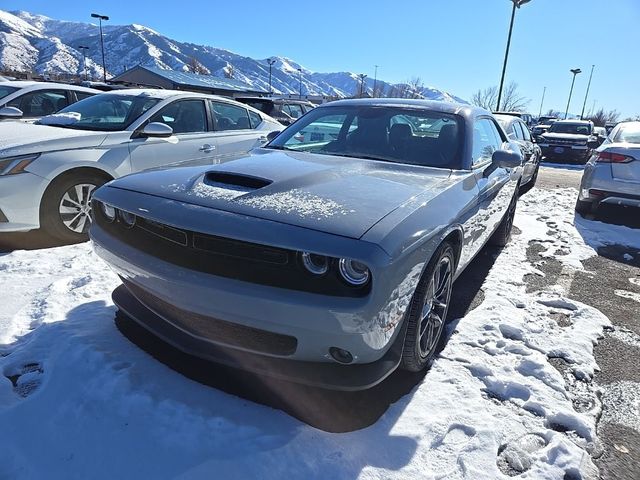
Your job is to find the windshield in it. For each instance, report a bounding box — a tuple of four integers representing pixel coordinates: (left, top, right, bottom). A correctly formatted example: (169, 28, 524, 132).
(615, 124, 640, 144)
(268, 105, 463, 169)
(548, 122, 592, 135)
(0, 85, 19, 101)
(37, 93, 160, 131)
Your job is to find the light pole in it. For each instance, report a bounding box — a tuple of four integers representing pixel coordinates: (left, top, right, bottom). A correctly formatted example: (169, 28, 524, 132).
(297, 68, 302, 99)
(91, 13, 109, 83)
(358, 74, 367, 97)
(267, 58, 276, 95)
(565, 68, 582, 119)
(78, 45, 89, 80)
(373, 65, 379, 98)
(496, 0, 532, 111)
(580, 64, 595, 120)
(538, 86, 546, 118)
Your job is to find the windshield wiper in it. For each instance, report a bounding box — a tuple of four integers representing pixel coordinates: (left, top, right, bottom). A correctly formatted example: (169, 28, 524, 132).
(332, 152, 395, 163)
(265, 145, 295, 151)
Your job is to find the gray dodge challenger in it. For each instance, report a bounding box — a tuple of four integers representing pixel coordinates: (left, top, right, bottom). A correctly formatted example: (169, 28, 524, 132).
(90, 99, 523, 390)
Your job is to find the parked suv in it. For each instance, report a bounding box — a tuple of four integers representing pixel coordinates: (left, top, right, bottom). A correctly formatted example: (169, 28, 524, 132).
(538, 120, 597, 163)
(235, 97, 315, 125)
(0, 81, 98, 121)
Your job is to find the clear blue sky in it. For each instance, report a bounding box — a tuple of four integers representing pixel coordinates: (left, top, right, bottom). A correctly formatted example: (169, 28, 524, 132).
(5, 0, 640, 118)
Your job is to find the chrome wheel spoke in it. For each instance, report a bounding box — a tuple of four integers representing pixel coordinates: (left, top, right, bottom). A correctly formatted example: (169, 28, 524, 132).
(58, 183, 97, 234)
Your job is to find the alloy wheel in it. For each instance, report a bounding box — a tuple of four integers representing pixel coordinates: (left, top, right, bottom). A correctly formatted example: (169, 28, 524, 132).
(418, 255, 453, 357)
(58, 183, 97, 234)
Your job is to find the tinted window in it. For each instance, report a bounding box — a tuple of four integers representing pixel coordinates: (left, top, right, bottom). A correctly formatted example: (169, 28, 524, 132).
(9, 90, 69, 117)
(248, 110, 262, 128)
(269, 106, 463, 169)
(39, 94, 160, 131)
(518, 122, 531, 141)
(0, 85, 18, 100)
(212, 102, 251, 130)
(549, 122, 592, 135)
(473, 118, 503, 165)
(149, 99, 207, 134)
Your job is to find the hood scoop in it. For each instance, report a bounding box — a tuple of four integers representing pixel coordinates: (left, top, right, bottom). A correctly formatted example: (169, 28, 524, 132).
(189, 171, 273, 201)
(204, 171, 272, 190)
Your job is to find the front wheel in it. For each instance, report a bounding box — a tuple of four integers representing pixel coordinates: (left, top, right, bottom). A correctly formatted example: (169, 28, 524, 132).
(40, 172, 109, 243)
(401, 242, 455, 372)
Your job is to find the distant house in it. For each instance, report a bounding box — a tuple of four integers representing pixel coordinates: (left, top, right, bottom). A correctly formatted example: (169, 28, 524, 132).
(110, 65, 267, 97)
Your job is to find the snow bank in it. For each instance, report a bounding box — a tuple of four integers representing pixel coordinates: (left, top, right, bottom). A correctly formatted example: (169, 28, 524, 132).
(0, 186, 617, 479)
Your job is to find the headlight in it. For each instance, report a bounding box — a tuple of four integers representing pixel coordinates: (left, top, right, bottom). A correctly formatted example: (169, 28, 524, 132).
(300, 252, 329, 275)
(99, 202, 116, 222)
(338, 258, 371, 285)
(118, 210, 136, 228)
(0, 153, 41, 176)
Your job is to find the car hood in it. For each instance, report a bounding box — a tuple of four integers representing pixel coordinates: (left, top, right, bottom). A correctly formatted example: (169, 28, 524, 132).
(0, 121, 109, 157)
(541, 132, 590, 141)
(110, 149, 453, 239)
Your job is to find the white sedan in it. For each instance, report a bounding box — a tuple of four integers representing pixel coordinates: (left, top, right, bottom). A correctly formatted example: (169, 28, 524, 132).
(0, 89, 282, 241)
(0, 81, 98, 120)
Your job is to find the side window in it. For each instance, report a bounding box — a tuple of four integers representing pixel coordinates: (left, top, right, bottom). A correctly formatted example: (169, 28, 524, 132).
(8, 90, 69, 117)
(211, 102, 251, 130)
(518, 122, 531, 141)
(148, 99, 207, 134)
(287, 104, 304, 119)
(281, 104, 292, 117)
(473, 118, 503, 165)
(248, 110, 262, 128)
(506, 124, 518, 140)
(513, 122, 524, 140)
(75, 91, 94, 102)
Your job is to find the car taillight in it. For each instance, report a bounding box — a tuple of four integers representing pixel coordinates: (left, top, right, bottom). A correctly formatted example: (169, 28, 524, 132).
(595, 151, 634, 163)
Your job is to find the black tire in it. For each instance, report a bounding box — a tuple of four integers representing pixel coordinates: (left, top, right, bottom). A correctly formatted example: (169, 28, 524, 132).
(490, 189, 518, 247)
(400, 242, 455, 372)
(519, 164, 539, 195)
(40, 171, 110, 243)
(575, 199, 595, 216)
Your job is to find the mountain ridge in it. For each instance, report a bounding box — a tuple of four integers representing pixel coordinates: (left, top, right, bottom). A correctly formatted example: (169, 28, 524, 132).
(0, 9, 466, 103)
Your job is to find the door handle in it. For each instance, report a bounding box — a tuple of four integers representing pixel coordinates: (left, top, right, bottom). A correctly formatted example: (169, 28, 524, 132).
(199, 144, 215, 153)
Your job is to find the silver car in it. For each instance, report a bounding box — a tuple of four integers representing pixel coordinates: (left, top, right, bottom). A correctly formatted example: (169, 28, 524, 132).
(576, 121, 640, 215)
(495, 114, 541, 190)
(90, 99, 523, 390)
(0, 89, 281, 242)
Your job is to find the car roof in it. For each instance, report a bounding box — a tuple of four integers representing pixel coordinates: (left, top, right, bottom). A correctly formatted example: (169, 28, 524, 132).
(494, 113, 524, 124)
(319, 98, 482, 119)
(554, 119, 592, 124)
(1, 80, 97, 92)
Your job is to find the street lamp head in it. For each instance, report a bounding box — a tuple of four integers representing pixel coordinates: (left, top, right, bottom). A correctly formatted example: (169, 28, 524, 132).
(571, 68, 582, 75)
(91, 13, 109, 20)
(512, 0, 532, 8)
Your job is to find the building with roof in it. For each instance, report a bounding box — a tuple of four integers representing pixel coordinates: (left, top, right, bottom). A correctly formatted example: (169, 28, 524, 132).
(110, 65, 267, 97)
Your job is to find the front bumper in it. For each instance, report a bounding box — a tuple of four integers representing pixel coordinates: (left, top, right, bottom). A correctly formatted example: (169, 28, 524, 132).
(113, 284, 405, 390)
(539, 144, 590, 162)
(0, 172, 48, 232)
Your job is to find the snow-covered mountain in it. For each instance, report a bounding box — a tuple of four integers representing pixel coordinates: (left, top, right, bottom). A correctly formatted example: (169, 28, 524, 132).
(0, 9, 466, 102)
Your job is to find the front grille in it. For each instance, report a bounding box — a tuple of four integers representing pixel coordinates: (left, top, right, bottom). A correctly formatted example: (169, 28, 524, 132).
(0, 208, 7, 223)
(124, 280, 298, 356)
(546, 138, 584, 146)
(93, 201, 370, 297)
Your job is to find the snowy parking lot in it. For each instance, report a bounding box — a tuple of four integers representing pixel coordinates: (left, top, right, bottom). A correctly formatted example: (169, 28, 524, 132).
(1, 166, 639, 479)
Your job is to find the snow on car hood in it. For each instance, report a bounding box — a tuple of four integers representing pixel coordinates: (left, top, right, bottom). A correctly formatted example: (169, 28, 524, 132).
(110, 149, 453, 239)
(0, 121, 109, 158)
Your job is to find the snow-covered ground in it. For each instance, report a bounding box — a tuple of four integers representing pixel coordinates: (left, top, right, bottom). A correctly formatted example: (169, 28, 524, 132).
(1, 186, 639, 479)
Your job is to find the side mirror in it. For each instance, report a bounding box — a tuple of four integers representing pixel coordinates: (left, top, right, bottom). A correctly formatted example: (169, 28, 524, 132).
(266, 130, 281, 142)
(141, 122, 173, 138)
(587, 139, 599, 149)
(492, 149, 522, 169)
(0, 106, 23, 119)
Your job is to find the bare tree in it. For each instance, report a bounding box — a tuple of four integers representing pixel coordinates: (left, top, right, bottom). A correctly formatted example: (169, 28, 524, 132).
(187, 57, 208, 74)
(471, 82, 529, 111)
(386, 77, 424, 99)
(544, 109, 556, 117)
(588, 108, 620, 127)
(471, 86, 498, 110)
